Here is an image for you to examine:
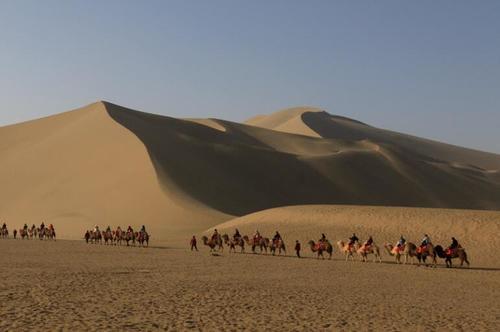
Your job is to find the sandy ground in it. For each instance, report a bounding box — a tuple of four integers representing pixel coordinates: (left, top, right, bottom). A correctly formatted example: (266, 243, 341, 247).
(1, 239, 499, 331)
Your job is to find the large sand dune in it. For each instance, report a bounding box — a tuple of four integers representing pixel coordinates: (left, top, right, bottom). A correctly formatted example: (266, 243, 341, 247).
(1, 101, 500, 240)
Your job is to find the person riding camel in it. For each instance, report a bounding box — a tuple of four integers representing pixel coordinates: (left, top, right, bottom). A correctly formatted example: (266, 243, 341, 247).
(23, 223, 28, 231)
(421, 234, 431, 247)
(447, 237, 459, 254)
(348, 233, 359, 249)
(397, 235, 406, 248)
(40, 222, 45, 231)
(1, 222, 6, 230)
(363, 236, 374, 250)
(319, 233, 327, 244)
(106, 225, 111, 232)
(127, 226, 133, 233)
(233, 229, 241, 241)
(211, 229, 219, 242)
(253, 230, 261, 242)
(140, 225, 146, 234)
(49, 224, 54, 231)
(273, 231, 282, 244)
(31, 224, 36, 231)
(94, 225, 100, 233)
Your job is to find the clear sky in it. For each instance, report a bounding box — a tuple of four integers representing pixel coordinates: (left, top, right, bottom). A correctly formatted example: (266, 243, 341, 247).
(1, 1, 499, 153)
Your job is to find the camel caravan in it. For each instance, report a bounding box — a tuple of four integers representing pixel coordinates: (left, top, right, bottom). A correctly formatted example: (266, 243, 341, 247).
(203, 229, 287, 256)
(1, 222, 56, 241)
(201, 229, 470, 268)
(84, 225, 150, 247)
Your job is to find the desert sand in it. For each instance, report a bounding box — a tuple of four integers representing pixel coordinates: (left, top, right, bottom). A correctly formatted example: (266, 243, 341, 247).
(1, 237, 499, 332)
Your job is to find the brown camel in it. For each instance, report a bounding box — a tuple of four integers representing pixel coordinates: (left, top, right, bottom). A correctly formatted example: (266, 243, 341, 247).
(222, 234, 244, 253)
(416, 243, 437, 267)
(357, 243, 382, 263)
(270, 239, 286, 256)
(242, 235, 268, 254)
(384, 243, 418, 264)
(336, 240, 357, 261)
(201, 235, 224, 252)
(308, 240, 333, 259)
(434, 245, 470, 268)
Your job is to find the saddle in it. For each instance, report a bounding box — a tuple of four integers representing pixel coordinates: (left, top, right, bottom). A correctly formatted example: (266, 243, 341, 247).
(417, 244, 428, 254)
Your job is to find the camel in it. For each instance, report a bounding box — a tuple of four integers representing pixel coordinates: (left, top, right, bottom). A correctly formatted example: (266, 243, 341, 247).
(270, 239, 286, 256)
(0, 228, 8, 239)
(242, 235, 268, 254)
(384, 243, 418, 264)
(136, 231, 149, 247)
(103, 230, 114, 245)
(434, 245, 470, 268)
(201, 235, 224, 252)
(415, 243, 437, 267)
(18, 229, 29, 240)
(336, 240, 358, 261)
(309, 240, 333, 259)
(222, 234, 245, 253)
(28, 227, 36, 239)
(124, 231, 135, 246)
(357, 243, 382, 263)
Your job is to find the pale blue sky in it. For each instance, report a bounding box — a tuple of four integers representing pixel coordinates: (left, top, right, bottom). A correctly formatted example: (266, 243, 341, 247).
(1, 1, 499, 153)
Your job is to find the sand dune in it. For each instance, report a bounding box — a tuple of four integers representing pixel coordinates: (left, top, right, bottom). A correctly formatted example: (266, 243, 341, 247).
(249, 107, 500, 170)
(212, 205, 500, 268)
(1, 101, 500, 241)
(0, 102, 230, 240)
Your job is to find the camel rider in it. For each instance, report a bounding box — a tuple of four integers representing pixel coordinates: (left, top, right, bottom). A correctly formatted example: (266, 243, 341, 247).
(348, 233, 359, 248)
(1, 222, 6, 230)
(40, 222, 45, 231)
(397, 235, 406, 248)
(31, 224, 36, 230)
(233, 229, 241, 241)
(140, 225, 146, 234)
(254, 230, 261, 242)
(319, 233, 327, 243)
(94, 225, 100, 233)
(49, 224, 54, 231)
(448, 237, 459, 253)
(106, 226, 111, 232)
(211, 229, 219, 241)
(23, 223, 28, 231)
(420, 234, 431, 248)
(363, 236, 374, 250)
(273, 231, 282, 243)
(127, 226, 133, 233)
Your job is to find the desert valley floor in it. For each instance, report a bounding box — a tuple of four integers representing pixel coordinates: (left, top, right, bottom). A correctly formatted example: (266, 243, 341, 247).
(1, 239, 500, 332)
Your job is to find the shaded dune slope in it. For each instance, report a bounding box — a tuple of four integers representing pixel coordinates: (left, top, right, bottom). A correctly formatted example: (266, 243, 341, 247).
(107, 103, 500, 211)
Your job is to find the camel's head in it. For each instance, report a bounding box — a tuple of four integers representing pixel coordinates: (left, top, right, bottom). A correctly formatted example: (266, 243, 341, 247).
(201, 236, 208, 243)
(307, 240, 315, 246)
